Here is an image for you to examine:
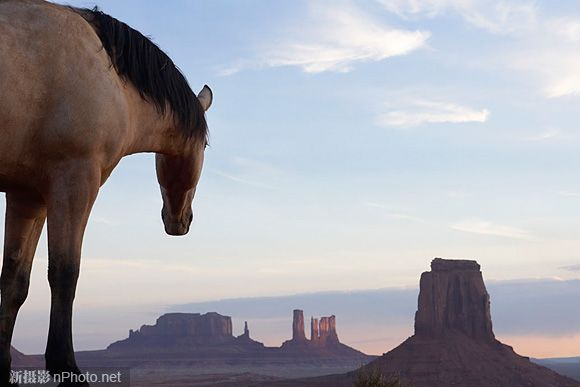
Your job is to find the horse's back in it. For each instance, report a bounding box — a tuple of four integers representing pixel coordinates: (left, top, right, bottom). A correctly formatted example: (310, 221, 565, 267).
(0, 0, 128, 189)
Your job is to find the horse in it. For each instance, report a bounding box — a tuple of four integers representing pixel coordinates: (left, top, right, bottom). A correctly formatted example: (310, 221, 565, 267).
(0, 1, 212, 385)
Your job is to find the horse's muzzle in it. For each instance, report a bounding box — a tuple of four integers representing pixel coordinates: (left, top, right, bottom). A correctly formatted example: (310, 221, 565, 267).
(164, 223, 190, 236)
(162, 209, 193, 236)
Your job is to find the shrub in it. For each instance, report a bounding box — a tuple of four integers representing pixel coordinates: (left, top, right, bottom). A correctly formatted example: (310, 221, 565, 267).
(353, 366, 409, 387)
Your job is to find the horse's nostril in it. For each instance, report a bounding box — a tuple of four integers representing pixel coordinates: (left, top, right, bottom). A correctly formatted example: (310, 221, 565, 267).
(189, 212, 193, 223)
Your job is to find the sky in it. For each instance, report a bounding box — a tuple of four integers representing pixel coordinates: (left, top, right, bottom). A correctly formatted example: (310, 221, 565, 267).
(3, 0, 580, 357)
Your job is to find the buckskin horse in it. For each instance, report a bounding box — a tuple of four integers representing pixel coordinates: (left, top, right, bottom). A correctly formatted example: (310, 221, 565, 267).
(0, 1, 212, 385)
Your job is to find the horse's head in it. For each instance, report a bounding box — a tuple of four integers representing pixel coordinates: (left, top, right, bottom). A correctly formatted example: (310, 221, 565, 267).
(156, 86, 213, 236)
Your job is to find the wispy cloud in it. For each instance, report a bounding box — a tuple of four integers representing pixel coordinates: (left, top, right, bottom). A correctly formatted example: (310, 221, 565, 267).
(558, 191, 580, 198)
(221, 2, 429, 75)
(548, 17, 580, 43)
(364, 201, 427, 223)
(379, 0, 537, 35)
(231, 157, 282, 174)
(509, 47, 580, 98)
(212, 156, 281, 190)
(213, 170, 276, 190)
(501, 16, 580, 98)
(84, 258, 202, 275)
(450, 219, 531, 240)
(560, 263, 580, 272)
(381, 1, 580, 100)
(445, 190, 468, 199)
(377, 99, 489, 127)
(91, 216, 113, 225)
(524, 129, 562, 142)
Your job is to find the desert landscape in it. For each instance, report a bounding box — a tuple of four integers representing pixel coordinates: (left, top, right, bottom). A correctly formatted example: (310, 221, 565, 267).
(10, 258, 580, 386)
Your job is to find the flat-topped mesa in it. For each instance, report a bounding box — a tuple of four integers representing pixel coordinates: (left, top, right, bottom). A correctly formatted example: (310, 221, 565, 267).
(143, 312, 232, 339)
(11, 347, 42, 368)
(292, 309, 307, 342)
(415, 258, 494, 342)
(108, 312, 235, 350)
(431, 257, 481, 272)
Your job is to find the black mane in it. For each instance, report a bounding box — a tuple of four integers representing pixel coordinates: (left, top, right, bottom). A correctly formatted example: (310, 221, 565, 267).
(73, 7, 208, 142)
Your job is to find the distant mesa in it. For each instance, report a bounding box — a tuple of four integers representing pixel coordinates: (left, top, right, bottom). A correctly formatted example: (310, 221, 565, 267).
(97, 309, 369, 365)
(307, 258, 580, 387)
(10, 346, 42, 368)
(108, 312, 263, 352)
(73, 308, 372, 386)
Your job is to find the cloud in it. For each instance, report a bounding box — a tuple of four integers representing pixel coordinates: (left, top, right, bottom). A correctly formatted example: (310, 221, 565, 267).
(379, 0, 537, 35)
(509, 47, 580, 98)
(377, 99, 489, 127)
(378, 0, 454, 18)
(222, 3, 429, 75)
(560, 264, 580, 272)
(559, 191, 580, 198)
(91, 216, 113, 225)
(364, 201, 427, 223)
(548, 17, 580, 43)
(450, 219, 531, 240)
(499, 16, 580, 98)
(376, 2, 580, 100)
(213, 170, 276, 190)
(211, 156, 282, 190)
(231, 157, 282, 175)
(524, 129, 562, 142)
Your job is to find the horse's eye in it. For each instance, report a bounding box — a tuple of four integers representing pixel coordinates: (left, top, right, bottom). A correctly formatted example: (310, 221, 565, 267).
(204, 142, 209, 149)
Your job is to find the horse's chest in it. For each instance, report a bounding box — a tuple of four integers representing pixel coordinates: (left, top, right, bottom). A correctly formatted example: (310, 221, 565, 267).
(0, 172, 28, 193)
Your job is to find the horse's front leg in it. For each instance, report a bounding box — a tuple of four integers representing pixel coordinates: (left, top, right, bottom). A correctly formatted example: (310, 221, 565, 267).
(0, 193, 46, 386)
(44, 166, 99, 386)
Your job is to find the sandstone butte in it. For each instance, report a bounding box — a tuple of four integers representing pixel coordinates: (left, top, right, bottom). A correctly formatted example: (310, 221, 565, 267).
(294, 258, 580, 387)
(280, 309, 363, 357)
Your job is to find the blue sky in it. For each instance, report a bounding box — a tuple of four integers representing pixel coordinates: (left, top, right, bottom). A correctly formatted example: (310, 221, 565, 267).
(5, 0, 580, 355)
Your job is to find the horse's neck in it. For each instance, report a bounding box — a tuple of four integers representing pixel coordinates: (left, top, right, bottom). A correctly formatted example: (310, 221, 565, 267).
(123, 86, 186, 157)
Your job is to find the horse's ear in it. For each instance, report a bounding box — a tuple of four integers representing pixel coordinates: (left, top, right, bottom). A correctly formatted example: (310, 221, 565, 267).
(197, 85, 213, 111)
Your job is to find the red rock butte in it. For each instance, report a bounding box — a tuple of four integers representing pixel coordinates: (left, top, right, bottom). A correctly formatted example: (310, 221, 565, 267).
(280, 309, 365, 358)
(415, 258, 494, 341)
(302, 258, 580, 387)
